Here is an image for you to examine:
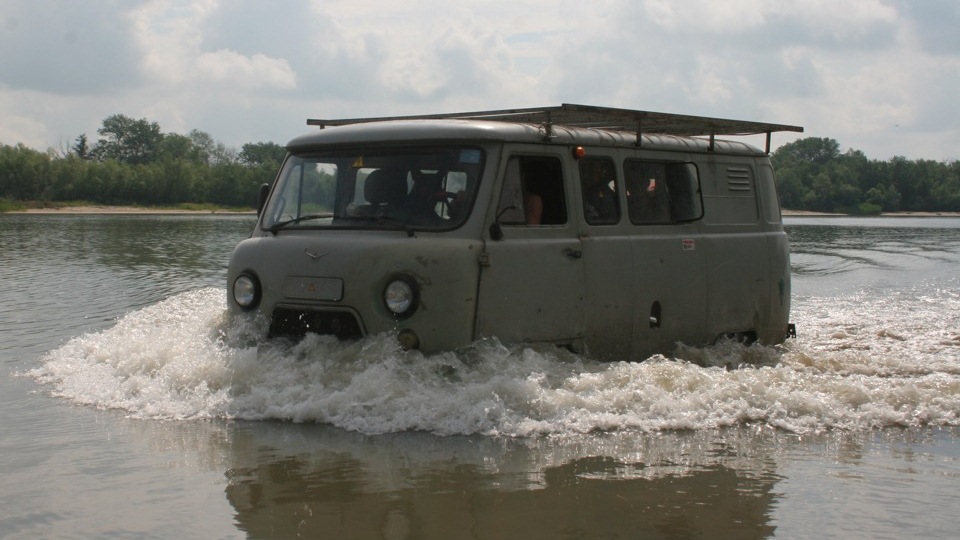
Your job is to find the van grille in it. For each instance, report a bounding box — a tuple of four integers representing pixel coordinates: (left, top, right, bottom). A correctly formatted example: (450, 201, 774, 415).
(268, 307, 364, 340)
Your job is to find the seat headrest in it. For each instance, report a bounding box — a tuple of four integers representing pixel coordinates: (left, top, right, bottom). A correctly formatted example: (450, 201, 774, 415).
(364, 168, 407, 205)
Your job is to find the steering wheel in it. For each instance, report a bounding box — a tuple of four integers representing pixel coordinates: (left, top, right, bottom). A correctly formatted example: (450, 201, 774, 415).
(429, 191, 461, 218)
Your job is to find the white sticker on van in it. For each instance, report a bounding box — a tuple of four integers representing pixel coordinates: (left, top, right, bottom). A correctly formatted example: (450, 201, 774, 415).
(682, 238, 696, 251)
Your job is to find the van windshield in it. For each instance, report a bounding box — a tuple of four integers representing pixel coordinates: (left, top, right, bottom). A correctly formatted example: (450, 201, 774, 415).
(261, 146, 485, 232)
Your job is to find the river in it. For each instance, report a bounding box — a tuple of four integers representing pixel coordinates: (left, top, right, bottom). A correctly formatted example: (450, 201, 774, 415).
(1, 214, 958, 539)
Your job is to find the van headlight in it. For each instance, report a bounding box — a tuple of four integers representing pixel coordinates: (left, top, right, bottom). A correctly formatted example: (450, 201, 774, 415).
(383, 277, 418, 317)
(233, 274, 261, 309)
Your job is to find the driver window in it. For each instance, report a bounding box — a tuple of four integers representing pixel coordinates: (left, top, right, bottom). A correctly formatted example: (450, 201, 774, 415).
(496, 156, 567, 226)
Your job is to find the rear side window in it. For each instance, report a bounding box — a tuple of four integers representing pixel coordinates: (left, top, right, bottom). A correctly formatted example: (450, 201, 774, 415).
(624, 160, 702, 224)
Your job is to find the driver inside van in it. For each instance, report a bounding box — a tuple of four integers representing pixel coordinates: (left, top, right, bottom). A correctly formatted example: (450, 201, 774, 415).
(523, 188, 543, 225)
(520, 159, 565, 225)
(404, 169, 445, 219)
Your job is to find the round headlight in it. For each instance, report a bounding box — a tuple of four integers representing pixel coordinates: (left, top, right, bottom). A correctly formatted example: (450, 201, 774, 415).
(384, 278, 417, 316)
(233, 274, 260, 308)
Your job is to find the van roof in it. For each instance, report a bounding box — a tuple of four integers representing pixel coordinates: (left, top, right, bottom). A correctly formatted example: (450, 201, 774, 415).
(298, 103, 804, 154)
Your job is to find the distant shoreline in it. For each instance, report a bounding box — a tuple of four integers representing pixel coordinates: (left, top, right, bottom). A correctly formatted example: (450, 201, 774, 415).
(782, 209, 960, 217)
(5, 205, 255, 215)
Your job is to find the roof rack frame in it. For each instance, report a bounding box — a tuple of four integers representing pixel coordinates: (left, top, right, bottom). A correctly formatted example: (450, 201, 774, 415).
(306, 103, 803, 154)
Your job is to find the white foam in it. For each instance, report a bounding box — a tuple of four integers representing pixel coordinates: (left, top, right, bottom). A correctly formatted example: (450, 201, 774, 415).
(26, 286, 960, 437)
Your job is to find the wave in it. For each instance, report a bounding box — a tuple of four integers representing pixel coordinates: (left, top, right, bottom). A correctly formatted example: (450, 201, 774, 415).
(24, 287, 960, 436)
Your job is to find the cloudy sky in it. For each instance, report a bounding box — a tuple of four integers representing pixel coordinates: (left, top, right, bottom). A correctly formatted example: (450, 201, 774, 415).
(2, 0, 958, 161)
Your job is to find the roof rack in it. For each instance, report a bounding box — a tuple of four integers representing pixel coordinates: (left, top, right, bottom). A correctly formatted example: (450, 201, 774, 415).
(306, 103, 803, 153)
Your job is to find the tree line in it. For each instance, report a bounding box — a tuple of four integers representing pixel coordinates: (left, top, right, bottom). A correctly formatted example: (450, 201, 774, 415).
(1, 114, 286, 209)
(771, 137, 960, 214)
(3, 115, 960, 214)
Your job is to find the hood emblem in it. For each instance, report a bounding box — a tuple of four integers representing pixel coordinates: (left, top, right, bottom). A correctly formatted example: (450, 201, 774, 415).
(304, 248, 328, 262)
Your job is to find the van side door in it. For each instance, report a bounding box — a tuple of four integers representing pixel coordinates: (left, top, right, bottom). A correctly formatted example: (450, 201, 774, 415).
(623, 156, 709, 358)
(475, 151, 585, 349)
(574, 153, 635, 359)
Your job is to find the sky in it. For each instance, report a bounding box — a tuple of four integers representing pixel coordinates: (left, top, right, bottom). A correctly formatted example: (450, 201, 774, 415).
(1, 0, 959, 161)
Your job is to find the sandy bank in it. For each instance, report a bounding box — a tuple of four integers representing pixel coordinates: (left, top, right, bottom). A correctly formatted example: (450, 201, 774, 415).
(782, 209, 960, 217)
(8, 205, 255, 215)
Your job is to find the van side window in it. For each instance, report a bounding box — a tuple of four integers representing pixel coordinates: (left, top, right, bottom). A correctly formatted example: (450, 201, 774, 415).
(579, 158, 620, 225)
(624, 160, 703, 224)
(496, 156, 567, 226)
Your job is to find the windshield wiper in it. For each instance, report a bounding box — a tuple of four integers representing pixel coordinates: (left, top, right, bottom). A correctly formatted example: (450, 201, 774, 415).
(265, 214, 333, 234)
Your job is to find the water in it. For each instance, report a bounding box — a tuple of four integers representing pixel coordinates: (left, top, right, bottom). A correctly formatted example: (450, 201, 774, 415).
(2, 214, 959, 539)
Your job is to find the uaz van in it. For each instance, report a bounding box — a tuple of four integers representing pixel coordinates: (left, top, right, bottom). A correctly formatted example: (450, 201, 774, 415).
(227, 104, 802, 360)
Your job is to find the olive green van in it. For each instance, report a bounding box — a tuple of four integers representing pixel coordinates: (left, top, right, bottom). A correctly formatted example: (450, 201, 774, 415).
(227, 104, 802, 360)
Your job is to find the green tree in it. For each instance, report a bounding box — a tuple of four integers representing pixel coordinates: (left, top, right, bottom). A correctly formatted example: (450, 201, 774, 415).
(770, 137, 960, 213)
(0, 143, 51, 200)
(188, 129, 217, 165)
(18, 121, 960, 214)
(239, 141, 286, 166)
(774, 137, 840, 166)
(159, 133, 195, 161)
(72, 134, 90, 160)
(92, 114, 164, 164)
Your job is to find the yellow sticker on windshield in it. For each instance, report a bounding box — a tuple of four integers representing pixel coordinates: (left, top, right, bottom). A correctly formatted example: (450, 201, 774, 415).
(352, 156, 364, 168)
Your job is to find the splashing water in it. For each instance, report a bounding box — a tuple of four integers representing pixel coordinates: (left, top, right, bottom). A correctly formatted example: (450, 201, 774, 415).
(25, 285, 960, 437)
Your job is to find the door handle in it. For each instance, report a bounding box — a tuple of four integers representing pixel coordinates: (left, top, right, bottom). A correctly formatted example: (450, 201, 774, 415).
(563, 248, 582, 259)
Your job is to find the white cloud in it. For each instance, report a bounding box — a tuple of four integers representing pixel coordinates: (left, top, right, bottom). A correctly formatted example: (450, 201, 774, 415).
(129, 0, 218, 86)
(195, 50, 296, 90)
(0, 94, 49, 150)
(0, 0, 958, 160)
(128, 1, 294, 91)
(689, 57, 736, 104)
(642, 0, 768, 32)
(378, 49, 445, 99)
(781, 0, 899, 39)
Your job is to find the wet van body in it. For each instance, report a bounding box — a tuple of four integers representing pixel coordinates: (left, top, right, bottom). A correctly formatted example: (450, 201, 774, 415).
(227, 105, 802, 360)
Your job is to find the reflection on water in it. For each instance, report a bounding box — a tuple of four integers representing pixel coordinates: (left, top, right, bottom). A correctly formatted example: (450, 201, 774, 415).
(223, 424, 781, 539)
(86, 415, 954, 540)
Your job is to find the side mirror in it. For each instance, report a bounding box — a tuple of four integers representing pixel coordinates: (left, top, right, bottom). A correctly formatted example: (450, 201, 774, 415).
(489, 205, 516, 241)
(256, 183, 270, 216)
